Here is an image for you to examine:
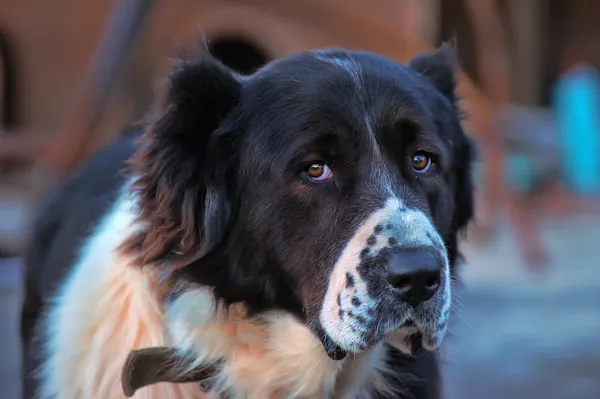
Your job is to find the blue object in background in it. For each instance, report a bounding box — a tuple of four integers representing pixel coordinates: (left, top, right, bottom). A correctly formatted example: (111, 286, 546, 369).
(554, 64, 600, 195)
(500, 105, 562, 194)
(505, 153, 536, 193)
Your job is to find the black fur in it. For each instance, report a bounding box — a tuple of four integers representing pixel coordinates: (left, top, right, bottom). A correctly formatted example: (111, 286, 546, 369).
(22, 46, 474, 398)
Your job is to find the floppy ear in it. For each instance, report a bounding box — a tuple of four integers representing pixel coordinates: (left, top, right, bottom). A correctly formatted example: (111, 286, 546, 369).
(452, 136, 476, 233)
(444, 135, 476, 272)
(120, 53, 242, 268)
(409, 42, 459, 103)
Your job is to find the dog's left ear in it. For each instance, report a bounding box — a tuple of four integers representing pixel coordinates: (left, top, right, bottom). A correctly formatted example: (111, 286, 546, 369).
(444, 134, 476, 271)
(409, 42, 458, 103)
(452, 136, 476, 233)
(121, 53, 242, 269)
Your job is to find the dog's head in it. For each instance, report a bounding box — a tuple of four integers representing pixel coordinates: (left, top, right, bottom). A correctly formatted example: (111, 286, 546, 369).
(123, 45, 475, 359)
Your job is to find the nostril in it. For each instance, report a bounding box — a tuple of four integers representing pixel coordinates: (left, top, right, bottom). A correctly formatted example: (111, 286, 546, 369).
(425, 274, 440, 289)
(394, 276, 412, 291)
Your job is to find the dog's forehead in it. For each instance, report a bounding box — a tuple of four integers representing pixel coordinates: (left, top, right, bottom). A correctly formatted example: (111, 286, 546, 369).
(255, 49, 422, 90)
(235, 50, 455, 163)
(240, 50, 435, 130)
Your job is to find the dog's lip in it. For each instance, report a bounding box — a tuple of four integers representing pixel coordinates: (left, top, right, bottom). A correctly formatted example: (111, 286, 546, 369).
(408, 332, 427, 355)
(321, 334, 347, 360)
(386, 323, 439, 354)
(314, 325, 347, 360)
(402, 319, 415, 327)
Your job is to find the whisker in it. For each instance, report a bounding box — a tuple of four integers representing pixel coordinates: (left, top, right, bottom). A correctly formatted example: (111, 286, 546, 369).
(451, 294, 466, 309)
(451, 303, 475, 332)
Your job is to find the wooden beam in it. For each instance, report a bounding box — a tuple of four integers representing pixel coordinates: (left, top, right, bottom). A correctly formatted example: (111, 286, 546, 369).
(463, 0, 511, 211)
(403, 0, 441, 44)
(508, 0, 545, 105)
(463, 0, 511, 105)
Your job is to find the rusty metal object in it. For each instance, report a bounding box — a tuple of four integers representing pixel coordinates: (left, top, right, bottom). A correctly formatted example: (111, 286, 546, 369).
(0, 0, 156, 174)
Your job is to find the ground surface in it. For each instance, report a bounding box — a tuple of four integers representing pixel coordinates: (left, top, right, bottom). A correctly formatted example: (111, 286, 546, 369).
(443, 215, 600, 399)
(1, 216, 599, 398)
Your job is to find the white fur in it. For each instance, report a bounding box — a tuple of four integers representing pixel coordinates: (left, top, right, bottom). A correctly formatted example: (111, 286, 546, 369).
(40, 186, 202, 399)
(312, 51, 362, 88)
(40, 185, 393, 399)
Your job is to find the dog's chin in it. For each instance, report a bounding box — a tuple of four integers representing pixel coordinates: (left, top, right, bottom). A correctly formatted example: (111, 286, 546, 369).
(316, 329, 436, 360)
(386, 326, 444, 355)
(314, 325, 427, 360)
(314, 304, 447, 359)
(315, 322, 444, 360)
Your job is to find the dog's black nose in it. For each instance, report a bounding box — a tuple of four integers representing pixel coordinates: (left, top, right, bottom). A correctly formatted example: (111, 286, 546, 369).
(386, 249, 441, 307)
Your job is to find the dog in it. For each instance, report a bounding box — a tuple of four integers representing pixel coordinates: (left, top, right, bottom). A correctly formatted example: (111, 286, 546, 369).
(21, 44, 475, 399)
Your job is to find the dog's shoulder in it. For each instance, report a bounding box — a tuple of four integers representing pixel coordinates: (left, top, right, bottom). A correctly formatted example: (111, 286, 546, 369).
(25, 131, 140, 299)
(21, 129, 144, 399)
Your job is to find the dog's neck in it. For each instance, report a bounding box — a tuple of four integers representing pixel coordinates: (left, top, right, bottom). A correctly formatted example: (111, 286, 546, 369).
(170, 239, 306, 318)
(159, 284, 387, 398)
(124, 173, 395, 397)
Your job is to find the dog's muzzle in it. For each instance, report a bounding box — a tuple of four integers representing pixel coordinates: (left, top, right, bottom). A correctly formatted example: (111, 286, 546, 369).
(318, 197, 452, 358)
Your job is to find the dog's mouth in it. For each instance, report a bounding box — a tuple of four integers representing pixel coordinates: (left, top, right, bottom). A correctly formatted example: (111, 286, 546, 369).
(315, 326, 348, 360)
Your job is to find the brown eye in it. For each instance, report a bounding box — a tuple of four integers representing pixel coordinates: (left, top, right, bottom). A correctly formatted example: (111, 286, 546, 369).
(307, 162, 333, 181)
(411, 152, 432, 173)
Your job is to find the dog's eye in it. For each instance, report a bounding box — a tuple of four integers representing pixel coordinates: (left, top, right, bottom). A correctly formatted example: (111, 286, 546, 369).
(307, 162, 333, 181)
(410, 152, 432, 173)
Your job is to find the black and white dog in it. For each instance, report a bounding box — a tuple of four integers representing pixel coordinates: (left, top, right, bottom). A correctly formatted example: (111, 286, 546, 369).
(21, 45, 474, 398)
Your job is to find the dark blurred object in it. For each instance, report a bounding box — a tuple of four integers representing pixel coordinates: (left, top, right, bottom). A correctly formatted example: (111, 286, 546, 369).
(0, 29, 16, 129)
(0, 28, 20, 174)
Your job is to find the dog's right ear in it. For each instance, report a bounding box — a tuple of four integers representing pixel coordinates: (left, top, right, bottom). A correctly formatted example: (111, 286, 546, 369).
(120, 53, 242, 269)
(409, 42, 458, 104)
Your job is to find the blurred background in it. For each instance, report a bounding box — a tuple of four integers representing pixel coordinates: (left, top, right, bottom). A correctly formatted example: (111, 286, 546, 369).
(1, 0, 599, 398)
